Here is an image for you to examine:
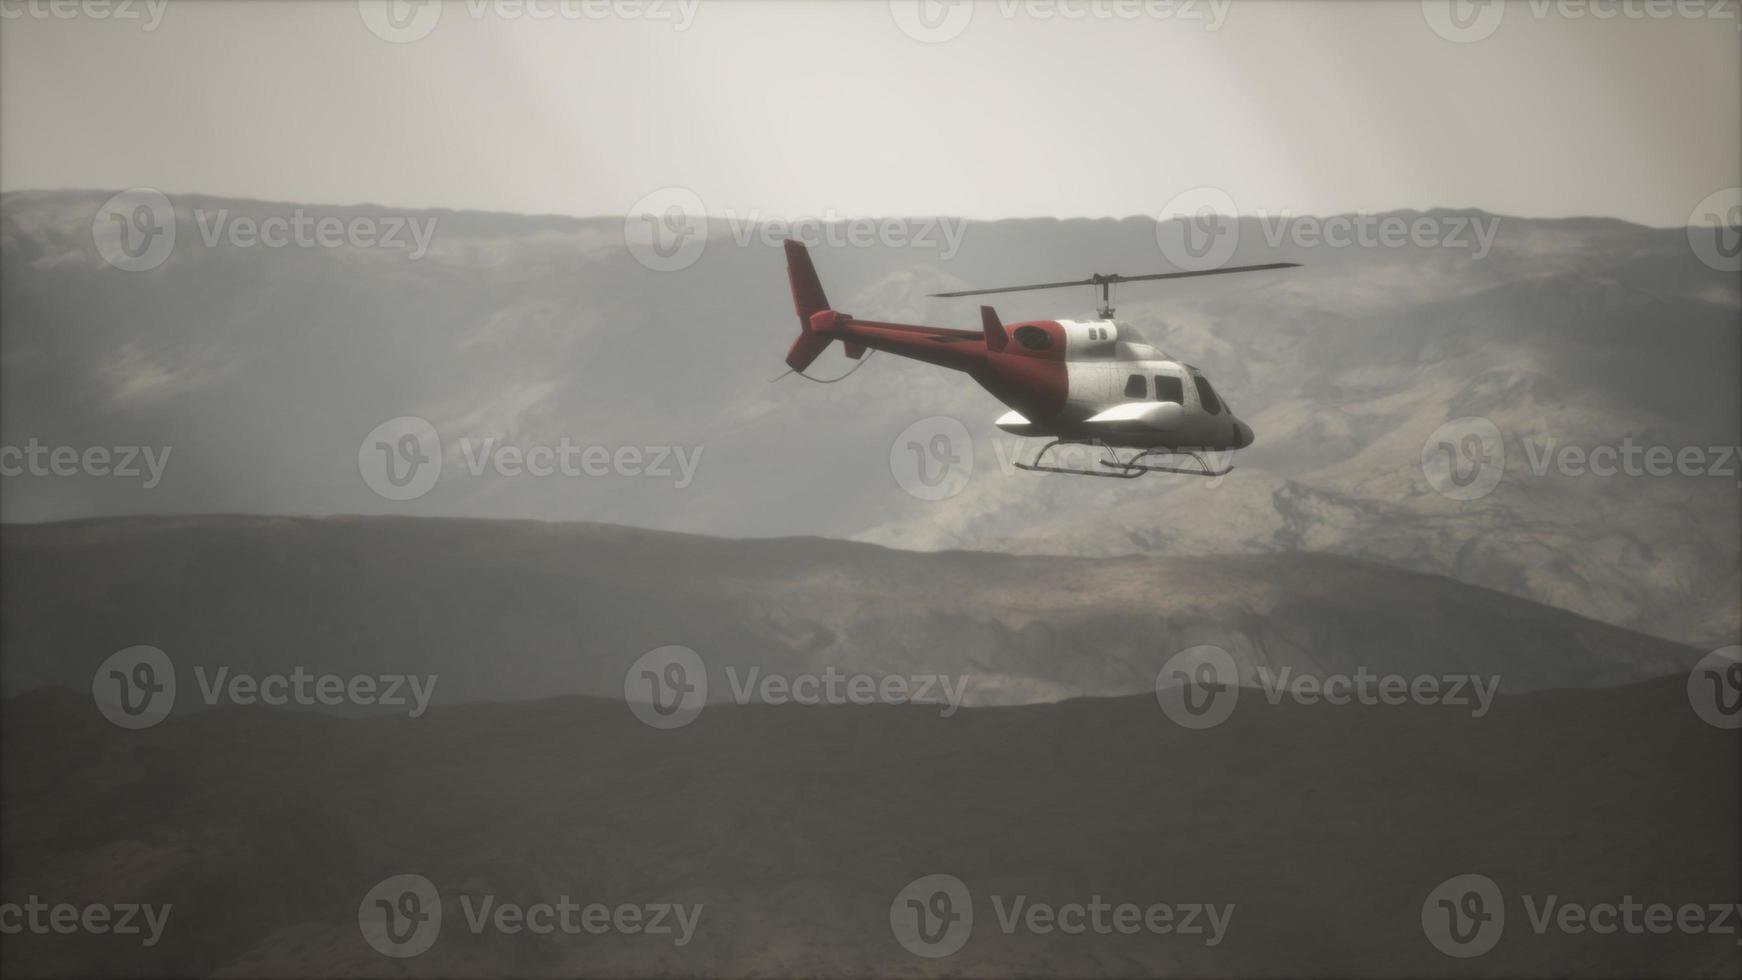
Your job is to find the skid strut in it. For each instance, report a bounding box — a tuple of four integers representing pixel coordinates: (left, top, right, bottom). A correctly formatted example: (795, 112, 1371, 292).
(1014, 440, 1234, 479)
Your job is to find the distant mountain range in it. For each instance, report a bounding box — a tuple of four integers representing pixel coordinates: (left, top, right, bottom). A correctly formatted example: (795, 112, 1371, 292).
(2, 191, 1737, 648)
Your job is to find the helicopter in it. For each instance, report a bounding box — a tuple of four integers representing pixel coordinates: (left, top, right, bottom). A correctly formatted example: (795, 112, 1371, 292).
(777, 240, 1298, 478)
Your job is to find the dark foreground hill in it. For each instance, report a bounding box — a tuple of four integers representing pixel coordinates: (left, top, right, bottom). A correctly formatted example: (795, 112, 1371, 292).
(0, 515, 1707, 710)
(1, 675, 1735, 978)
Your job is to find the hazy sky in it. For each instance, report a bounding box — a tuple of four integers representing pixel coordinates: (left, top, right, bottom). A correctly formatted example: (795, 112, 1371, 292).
(2, 0, 1738, 225)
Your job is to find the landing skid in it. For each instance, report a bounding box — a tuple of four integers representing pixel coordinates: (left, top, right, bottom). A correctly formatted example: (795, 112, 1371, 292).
(1013, 440, 1234, 479)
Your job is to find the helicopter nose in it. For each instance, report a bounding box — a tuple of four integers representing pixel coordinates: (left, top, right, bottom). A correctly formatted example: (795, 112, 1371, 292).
(1232, 419, 1255, 450)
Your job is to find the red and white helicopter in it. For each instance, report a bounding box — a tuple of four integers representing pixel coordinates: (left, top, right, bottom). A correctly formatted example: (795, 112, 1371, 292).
(778, 240, 1296, 478)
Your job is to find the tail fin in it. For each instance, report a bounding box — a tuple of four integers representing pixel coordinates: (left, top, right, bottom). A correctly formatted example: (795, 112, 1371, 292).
(784, 240, 836, 371)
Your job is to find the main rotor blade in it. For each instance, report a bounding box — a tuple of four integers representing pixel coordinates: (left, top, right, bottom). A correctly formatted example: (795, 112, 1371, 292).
(929, 262, 1300, 299)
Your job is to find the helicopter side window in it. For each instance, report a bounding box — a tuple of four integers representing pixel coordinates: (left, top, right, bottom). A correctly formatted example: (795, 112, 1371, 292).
(1193, 376, 1223, 415)
(1124, 374, 1147, 399)
(1014, 326, 1052, 351)
(1154, 376, 1184, 404)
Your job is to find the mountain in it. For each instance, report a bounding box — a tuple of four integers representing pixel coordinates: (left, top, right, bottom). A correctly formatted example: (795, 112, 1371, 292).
(0, 516, 1705, 711)
(3, 674, 1734, 978)
(2, 191, 1737, 647)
